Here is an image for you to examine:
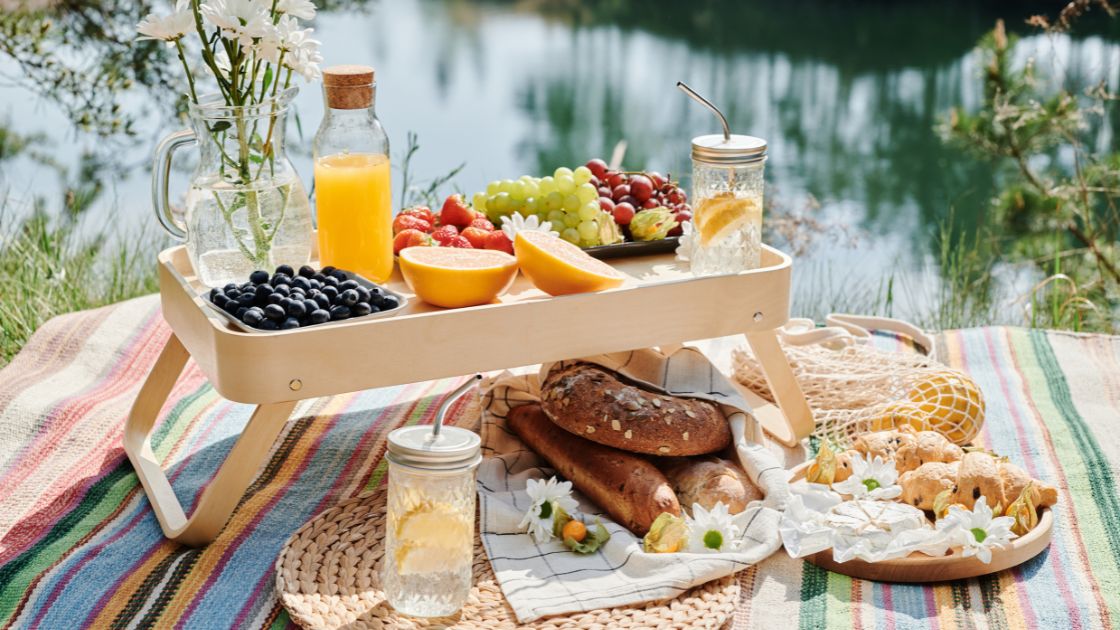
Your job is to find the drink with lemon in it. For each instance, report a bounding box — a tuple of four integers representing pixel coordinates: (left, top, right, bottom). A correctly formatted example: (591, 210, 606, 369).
(312, 65, 393, 282)
(688, 134, 767, 275)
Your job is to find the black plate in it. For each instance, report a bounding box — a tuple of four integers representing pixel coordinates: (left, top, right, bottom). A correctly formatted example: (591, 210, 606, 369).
(583, 237, 681, 260)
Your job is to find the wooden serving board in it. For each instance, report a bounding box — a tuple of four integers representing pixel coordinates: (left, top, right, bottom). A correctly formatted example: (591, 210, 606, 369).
(788, 462, 1054, 583)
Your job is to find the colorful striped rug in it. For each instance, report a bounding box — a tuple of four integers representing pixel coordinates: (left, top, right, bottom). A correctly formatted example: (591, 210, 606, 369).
(0, 295, 1117, 629)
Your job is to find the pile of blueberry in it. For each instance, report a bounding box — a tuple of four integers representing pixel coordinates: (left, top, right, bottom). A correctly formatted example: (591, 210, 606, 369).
(207, 265, 401, 331)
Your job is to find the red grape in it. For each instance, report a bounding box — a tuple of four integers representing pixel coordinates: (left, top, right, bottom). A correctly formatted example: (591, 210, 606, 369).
(612, 202, 636, 225)
(619, 195, 639, 208)
(607, 172, 628, 189)
(642, 198, 659, 209)
(598, 187, 613, 198)
(648, 171, 666, 189)
(629, 175, 653, 202)
(667, 190, 685, 205)
(599, 197, 616, 213)
(586, 158, 608, 179)
(588, 175, 601, 188)
(674, 210, 692, 223)
(612, 184, 631, 200)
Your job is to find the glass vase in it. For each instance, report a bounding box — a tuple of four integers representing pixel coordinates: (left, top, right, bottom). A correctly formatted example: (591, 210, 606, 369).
(152, 87, 312, 287)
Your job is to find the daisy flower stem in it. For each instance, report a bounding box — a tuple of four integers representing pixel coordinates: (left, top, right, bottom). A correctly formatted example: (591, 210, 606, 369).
(174, 40, 198, 104)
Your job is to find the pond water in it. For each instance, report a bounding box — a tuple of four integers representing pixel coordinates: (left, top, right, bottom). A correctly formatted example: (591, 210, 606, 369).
(2, 0, 1119, 324)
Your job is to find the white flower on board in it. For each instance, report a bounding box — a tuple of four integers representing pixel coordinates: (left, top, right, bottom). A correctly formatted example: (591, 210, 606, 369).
(685, 502, 741, 553)
(276, 0, 317, 20)
(832, 454, 902, 501)
(501, 212, 557, 241)
(936, 496, 1017, 564)
(136, 0, 194, 42)
(519, 477, 579, 544)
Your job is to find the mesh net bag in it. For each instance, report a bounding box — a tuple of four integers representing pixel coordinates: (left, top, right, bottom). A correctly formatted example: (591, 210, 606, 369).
(731, 340, 985, 447)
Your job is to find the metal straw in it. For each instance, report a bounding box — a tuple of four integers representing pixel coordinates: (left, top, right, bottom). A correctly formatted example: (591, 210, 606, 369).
(677, 81, 731, 141)
(433, 374, 482, 437)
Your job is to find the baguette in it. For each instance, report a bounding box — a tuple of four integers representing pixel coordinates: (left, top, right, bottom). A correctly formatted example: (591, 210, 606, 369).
(660, 457, 762, 515)
(508, 403, 681, 536)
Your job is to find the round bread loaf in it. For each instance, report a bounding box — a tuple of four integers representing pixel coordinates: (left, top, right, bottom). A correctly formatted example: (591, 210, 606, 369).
(539, 362, 731, 456)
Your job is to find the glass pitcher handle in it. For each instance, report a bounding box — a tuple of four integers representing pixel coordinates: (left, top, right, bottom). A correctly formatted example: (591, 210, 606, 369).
(151, 129, 196, 241)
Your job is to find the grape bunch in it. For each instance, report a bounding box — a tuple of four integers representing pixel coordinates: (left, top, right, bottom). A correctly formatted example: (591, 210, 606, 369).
(584, 159, 692, 239)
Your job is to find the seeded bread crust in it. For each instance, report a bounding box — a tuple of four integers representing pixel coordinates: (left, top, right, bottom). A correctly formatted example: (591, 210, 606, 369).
(539, 362, 731, 456)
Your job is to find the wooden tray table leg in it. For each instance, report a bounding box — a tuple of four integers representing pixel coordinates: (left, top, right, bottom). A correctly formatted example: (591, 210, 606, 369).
(123, 333, 297, 547)
(744, 330, 814, 447)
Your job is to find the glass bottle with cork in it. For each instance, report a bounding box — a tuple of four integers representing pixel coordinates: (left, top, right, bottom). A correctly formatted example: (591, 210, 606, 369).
(313, 65, 393, 283)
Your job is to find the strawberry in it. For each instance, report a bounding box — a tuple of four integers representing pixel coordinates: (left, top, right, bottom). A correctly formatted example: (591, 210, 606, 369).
(399, 205, 435, 226)
(447, 235, 473, 248)
(461, 226, 490, 249)
(431, 224, 460, 246)
(470, 217, 495, 231)
(393, 213, 432, 235)
(393, 228, 433, 254)
(439, 194, 475, 228)
(483, 230, 514, 255)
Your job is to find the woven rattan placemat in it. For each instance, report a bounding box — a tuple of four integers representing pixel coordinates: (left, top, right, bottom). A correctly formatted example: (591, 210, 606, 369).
(275, 487, 738, 629)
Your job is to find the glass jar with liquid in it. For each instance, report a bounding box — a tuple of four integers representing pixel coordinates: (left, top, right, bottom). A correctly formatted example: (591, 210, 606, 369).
(687, 134, 767, 275)
(312, 65, 393, 283)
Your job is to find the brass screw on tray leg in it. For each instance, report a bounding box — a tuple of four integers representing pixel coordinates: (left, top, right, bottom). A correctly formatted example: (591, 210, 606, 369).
(289, 379, 302, 391)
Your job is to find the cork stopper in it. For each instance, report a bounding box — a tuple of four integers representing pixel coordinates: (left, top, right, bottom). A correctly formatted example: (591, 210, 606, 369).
(322, 65, 375, 109)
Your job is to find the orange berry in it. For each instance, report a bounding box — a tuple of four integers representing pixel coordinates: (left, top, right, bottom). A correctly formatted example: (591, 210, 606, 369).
(562, 519, 587, 543)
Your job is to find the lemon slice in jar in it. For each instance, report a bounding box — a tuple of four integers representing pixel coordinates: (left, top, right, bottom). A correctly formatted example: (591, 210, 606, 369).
(694, 193, 759, 245)
(394, 502, 473, 575)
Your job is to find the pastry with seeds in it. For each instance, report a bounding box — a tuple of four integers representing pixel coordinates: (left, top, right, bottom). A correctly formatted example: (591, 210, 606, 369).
(539, 362, 731, 456)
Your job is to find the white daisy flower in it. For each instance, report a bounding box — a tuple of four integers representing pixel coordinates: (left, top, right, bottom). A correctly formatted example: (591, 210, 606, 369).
(936, 496, 1017, 564)
(500, 212, 557, 241)
(685, 502, 741, 553)
(136, 0, 194, 42)
(276, 0, 317, 20)
(832, 453, 902, 501)
(519, 477, 579, 544)
(201, 0, 272, 50)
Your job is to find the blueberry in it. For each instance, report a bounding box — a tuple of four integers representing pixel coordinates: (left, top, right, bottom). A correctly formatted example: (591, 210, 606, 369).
(330, 269, 348, 281)
(209, 287, 221, 301)
(355, 286, 372, 303)
(223, 283, 239, 294)
(309, 309, 331, 324)
(339, 279, 360, 291)
(298, 265, 316, 278)
(243, 308, 264, 326)
(280, 316, 300, 329)
(329, 305, 351, 320)
(212, 293, 229, 308)
(264, 304, 286, 320)
(368, 285, 385, 296)
(224, 288, 241, 300)
(223, 299, 240, 314)
(379, 296, 399, 310)
(273, 284, 290, 297)
(290, 288, 306, 299)
(267, 292, 284, 305)
(286, 299, 307, 318)
(302, 299, 318, 314)
(313, 293, 331, 309)
(258, 318, 279, 331)
(324, 275, 340, 288)
(340, 289, 359, 306)
(250, 270, 270, 285)
(309, 278, 322, 290)
(239, 282, 255, 293)
(275, 264, 295, 278)
(235, 306, 249, 319)
(312, 273, 327, 283)
(292, 276, 311, 292)
(271, 273, 291, 287)
(321, 266, 336, 275)
(237, 292, 255, 306)
(255, 284, 272, 301)
(322, 285, 339, 301)
(352, 301, 372, 317)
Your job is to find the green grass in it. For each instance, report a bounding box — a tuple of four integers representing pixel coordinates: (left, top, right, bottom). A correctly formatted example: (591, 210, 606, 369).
(0, 211, 159, 365)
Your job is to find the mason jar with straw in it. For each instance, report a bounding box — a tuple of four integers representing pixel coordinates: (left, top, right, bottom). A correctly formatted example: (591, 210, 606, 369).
(678, 82, 767, 275)
(382, 375, 482, 617)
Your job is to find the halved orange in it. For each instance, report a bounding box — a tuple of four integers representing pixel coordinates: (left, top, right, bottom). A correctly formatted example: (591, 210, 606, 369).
(514, 230, 625, 296)
(398, 247, 518, 308)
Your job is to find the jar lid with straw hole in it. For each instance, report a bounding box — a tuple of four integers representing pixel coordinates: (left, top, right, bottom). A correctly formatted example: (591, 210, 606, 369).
(386, 425, 481, 470)
(690, 134, 767, 165)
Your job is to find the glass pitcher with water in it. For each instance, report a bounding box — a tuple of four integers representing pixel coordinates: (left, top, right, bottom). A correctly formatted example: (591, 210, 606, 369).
(151, 88, 313, 287)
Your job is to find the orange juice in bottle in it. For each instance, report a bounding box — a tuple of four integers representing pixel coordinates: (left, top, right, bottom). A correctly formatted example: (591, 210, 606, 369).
(313, 65, 393, 282)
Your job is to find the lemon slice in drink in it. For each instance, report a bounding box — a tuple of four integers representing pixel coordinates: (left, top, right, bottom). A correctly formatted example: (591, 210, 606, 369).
(695, 194, 759, 246)
(394, 502, 473, 574)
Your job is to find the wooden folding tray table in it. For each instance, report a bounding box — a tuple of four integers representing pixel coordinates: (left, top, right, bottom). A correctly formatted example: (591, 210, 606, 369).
(125, 243, 813, 546)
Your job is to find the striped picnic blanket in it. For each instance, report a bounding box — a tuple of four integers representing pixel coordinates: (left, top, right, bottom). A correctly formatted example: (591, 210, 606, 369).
(0, 294, 1117, 629)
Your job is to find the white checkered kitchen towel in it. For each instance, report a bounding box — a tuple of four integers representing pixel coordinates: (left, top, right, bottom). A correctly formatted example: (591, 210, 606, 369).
(477, 347, 787, 623)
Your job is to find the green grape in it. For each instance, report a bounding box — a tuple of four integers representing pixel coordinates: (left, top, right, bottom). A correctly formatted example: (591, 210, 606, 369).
(554, 166, 574, 180)
(578, 202, 599, 221)
(562, 194, 581, 212)
(486, 180, 500, 196)
(544, 191, 564, 212)
(556, 176, 576, 195)
(525, 197, 540, 214)
(499, 179, 515, 194)
(547, 210, 566, 225)
(573, 165, 593, 185)
(576, 183, 598, 204)
(538, 176, 557, 195)
(577, 219, 599, 241)
(490, 192, 511, 212)
(510, 180, 526, 200)
(561, 227, 580, 244)
(472, 192, 488, 212)
(524, 180, 541, 198)
(563, 212, 581, 228)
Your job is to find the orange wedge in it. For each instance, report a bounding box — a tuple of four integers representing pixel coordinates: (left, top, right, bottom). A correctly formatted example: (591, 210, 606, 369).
(694, 193, 760, 245)
(514, 230, 625, 296)
(398, 247, 518, 308)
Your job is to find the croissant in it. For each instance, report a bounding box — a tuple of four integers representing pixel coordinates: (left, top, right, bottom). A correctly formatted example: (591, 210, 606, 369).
(899, 451, 1058, 512)
(811, 428, 965, 484)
